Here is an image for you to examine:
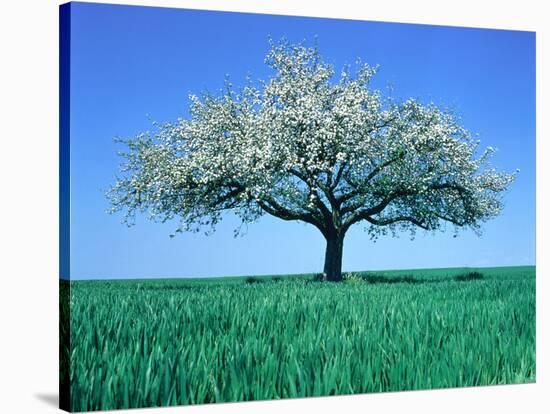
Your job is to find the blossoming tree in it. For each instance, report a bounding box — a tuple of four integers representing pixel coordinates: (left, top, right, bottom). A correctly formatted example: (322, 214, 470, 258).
(108, 41, 516, 282)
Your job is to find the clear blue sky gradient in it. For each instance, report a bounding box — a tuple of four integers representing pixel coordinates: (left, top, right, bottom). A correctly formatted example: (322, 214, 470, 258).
(67, 2, 536, 279)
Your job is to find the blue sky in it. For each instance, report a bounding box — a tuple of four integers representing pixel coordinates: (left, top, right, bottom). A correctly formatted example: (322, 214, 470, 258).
(65, 2, 536, 279)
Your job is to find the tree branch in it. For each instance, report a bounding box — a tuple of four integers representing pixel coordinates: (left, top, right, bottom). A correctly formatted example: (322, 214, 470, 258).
(341, 181, 470, 232)
(365, 215, 429, 230)
(337, 153, 405, 205)
(342, 190, 409, 231)
(256, 196, 328, 236)
(289, 168, 334, 223)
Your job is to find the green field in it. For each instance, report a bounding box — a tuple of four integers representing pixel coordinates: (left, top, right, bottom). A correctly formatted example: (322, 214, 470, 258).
(60, 266, 536, 412)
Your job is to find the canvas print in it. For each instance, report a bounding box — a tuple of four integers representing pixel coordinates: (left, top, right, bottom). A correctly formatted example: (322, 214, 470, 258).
(59, 2, 536, 412)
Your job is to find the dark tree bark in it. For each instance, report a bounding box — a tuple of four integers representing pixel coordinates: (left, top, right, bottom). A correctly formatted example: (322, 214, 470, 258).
(323, 232, 344, 282)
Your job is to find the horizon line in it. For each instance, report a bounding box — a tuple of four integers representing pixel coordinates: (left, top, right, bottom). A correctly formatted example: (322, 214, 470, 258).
(61, 263, 536, 281)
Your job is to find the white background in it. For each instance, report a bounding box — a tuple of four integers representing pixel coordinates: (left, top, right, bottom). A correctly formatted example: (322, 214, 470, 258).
(0, 0, 547, 413)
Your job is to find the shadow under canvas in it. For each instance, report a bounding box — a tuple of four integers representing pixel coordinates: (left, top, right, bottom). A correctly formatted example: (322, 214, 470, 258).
(35, 393, 59, 408)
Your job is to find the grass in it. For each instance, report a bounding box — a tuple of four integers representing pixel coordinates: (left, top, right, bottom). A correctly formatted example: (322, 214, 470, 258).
(63, 265, 535, 412)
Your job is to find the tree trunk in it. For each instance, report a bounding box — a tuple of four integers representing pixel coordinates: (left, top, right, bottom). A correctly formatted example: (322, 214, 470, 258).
(323, 233, 344, 282)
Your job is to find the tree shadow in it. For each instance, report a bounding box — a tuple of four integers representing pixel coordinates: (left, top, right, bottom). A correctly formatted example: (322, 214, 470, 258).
(361, 274, 422, 284)
(367, 272, 485, 284)
(334, 271, 485, 285)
